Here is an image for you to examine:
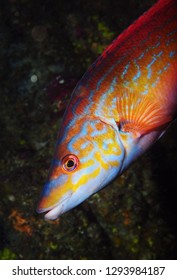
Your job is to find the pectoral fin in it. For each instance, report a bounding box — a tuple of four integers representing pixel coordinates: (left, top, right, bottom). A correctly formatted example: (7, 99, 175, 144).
(117, 91, 172, 137)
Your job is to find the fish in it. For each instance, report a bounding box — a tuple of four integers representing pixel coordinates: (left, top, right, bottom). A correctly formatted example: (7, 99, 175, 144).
(37, 0, 177, 220)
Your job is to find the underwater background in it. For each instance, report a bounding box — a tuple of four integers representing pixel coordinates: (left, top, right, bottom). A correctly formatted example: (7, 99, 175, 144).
(1, 0, 177, 260)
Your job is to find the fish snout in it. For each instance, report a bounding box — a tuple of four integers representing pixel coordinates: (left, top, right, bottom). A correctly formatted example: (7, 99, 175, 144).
(36, 191, 73, 220)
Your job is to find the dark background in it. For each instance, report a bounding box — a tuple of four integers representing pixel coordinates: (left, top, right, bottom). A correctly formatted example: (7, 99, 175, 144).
(0, 0, 177, 259)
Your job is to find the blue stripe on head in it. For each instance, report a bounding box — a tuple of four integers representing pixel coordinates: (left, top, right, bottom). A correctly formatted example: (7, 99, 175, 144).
(42, 174, 67, 197)
(71, 159, 99, 185)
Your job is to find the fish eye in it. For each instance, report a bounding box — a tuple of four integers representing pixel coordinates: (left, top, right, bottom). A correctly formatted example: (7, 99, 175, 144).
(62, 154, 79, 172)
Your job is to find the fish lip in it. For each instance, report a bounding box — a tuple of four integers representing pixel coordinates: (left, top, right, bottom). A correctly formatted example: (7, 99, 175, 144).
(44, 203, 65, 220)
(36, 192, 72, 220)
(36, 202, 54, 214)
(36, 202, 65, 220)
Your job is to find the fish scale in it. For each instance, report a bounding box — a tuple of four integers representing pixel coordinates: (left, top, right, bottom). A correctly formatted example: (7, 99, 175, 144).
(37, 0, 177, 220)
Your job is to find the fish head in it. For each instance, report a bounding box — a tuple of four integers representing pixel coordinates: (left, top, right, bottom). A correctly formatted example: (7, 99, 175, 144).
(36, 115, 126, 220)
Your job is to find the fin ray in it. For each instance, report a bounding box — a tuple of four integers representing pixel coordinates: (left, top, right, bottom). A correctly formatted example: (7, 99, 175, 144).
(117, 90, 172, 135)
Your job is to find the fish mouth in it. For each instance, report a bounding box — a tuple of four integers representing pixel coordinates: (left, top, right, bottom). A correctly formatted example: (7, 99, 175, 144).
(44, 203, 65, 220)
(36, 194, 72, 220)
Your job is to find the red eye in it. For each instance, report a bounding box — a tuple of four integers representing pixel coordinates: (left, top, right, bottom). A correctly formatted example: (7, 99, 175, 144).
(62, 154, 79, 172)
